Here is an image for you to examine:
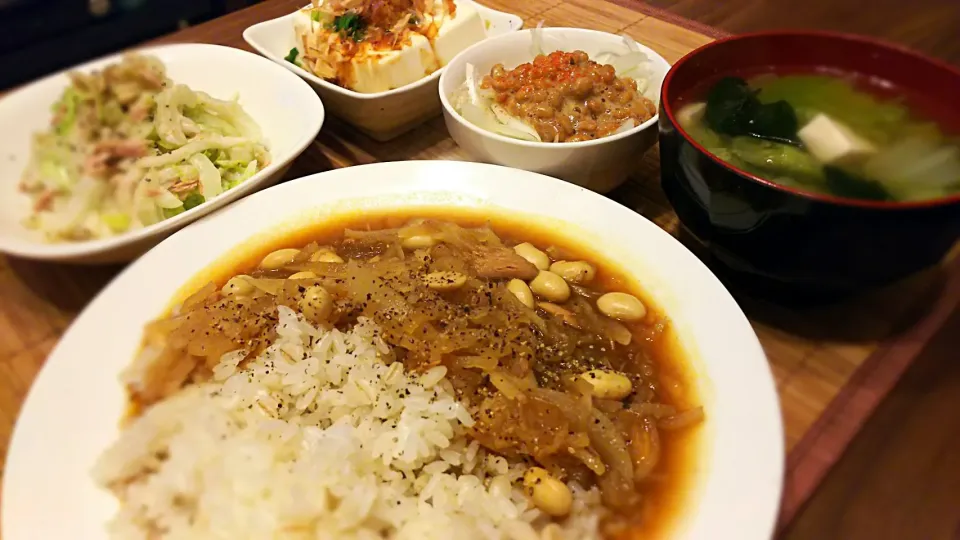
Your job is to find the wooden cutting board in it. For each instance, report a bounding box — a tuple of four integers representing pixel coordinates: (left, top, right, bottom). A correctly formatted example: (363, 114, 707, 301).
(0, 0, 957, 530)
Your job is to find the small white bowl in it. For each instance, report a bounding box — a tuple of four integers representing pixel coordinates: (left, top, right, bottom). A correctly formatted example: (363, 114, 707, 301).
(2, 161, 782, 540)
(243, 2, 522, 141)
(439, 28, 671, 193)
(0, 43, 324, 264)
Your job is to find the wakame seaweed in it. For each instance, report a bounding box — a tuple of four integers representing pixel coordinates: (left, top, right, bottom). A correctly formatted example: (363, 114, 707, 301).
(705, 77, 800, 145)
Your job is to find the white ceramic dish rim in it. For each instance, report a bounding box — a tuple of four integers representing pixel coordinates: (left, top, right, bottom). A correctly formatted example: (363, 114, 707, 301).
(242, 2, 524, 101)
(2, 161, 783, 540)
(0, 42, 324, 261)
(439, 27, 669, 149)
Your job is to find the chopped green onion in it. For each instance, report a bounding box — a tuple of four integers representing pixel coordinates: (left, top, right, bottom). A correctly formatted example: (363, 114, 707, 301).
(284, 48, 299, 64)
(332, 12, 366, 41)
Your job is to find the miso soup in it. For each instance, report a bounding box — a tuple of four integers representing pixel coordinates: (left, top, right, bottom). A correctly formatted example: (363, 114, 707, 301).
(675, 73, 960, 202)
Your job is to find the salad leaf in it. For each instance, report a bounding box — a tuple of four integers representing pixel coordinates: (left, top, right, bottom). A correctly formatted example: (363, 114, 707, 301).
(101, 212, 131, 232)
(53, 88, 80, 136)
(222, 159, 259, 190)
(162, 206, 185, 219)
(155, 84, 199, 147)
(182, 192, 205, 211)
(192, 90, 263, 141)
(189, 153, 223, 200)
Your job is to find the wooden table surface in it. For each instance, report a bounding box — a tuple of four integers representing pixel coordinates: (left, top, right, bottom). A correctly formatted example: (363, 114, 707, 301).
(0, 1, 957, 539)
(667, 2, 960, 538)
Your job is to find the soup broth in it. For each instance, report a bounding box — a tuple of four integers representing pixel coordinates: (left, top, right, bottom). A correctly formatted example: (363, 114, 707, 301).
(675, 71, 960, 202)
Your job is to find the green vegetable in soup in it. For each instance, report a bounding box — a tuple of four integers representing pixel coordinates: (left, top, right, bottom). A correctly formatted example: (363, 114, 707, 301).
(705, 77, 800, 145)
(729, 137, 824, 183)
(748, 75, 912, 145)
(677, 110, 738, 164)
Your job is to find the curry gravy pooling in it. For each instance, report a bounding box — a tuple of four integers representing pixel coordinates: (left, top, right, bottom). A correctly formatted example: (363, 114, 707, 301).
(141, 208, 704, 539)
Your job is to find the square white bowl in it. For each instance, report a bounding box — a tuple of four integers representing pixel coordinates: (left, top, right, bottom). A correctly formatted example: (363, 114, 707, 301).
(243, 1, 522, 141)
(0, 43, 325, 264)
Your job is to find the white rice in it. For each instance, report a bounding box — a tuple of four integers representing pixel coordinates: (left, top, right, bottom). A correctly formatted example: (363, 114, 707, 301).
(94, 307, 602, 539)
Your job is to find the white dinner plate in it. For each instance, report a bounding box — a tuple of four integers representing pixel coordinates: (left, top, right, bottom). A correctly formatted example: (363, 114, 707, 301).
(2, 161, 783, 539)
(0, 43, 325, 263)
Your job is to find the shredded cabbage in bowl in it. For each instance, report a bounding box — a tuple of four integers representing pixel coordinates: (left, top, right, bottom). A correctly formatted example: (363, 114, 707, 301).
(450, 27, 659, 143)
(19, 54, 270, 242)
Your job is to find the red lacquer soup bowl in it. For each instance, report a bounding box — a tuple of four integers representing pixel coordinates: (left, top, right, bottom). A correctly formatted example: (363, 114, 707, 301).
(657, 31, 960, 299)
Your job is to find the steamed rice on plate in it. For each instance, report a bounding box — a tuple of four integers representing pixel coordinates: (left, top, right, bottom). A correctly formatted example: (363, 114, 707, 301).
(95, 213, 704, 539)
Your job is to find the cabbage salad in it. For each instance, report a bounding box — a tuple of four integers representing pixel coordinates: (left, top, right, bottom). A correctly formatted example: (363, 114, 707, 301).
(19, 54, 270, 242)
(450, 26, 659, 143)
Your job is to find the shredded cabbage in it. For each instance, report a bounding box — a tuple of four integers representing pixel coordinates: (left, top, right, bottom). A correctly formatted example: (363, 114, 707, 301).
(453, 64, 543, 142)
(19, 53, 270, 242)
(595, 35, 657, 100)
(530, 20, 546, 57)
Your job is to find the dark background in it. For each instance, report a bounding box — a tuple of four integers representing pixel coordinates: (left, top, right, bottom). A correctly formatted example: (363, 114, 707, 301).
(0, 0, 258, 88)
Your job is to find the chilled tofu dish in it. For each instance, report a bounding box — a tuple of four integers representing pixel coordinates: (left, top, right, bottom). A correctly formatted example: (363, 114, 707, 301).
(287, 0, 487, 93)
(674, 74, 960, 202)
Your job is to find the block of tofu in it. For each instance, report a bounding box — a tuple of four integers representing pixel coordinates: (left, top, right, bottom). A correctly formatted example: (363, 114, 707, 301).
(676, 102, 706, 128)
(292, 0, 486, 93)
(431, 0, 487, 67)
(293, 11, 441, 92)
(350, 34, 441, 93)
(798, 113, 876, 165)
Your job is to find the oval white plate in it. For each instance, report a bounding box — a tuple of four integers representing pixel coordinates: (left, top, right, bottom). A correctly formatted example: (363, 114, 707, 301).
(243, 1, 522, 141)
(2, 161, 783, 540)
(0, 43, 324, 264)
